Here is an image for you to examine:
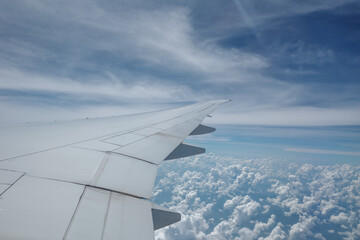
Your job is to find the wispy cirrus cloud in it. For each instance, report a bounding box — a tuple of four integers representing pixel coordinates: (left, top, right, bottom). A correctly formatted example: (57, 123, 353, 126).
(0, 68, 195, 103)
(206, 107, 360, 126)
(0, 0, 359, 126)
(285, 148, 360, 156)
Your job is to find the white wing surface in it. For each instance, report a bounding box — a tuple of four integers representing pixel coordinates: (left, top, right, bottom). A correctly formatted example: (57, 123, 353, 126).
(0, 100, 228, 240)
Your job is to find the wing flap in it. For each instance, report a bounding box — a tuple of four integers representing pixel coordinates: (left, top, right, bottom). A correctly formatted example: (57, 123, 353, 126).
(113, 133, 183, 165)
(0, 147, 104, 185)
(0, 176, 84, 240)
(64, 187, 110, 240)
(161, 119, 200, 138)
(102, 190, 154, 240)
(65, 187, 155, 240)
(91, 153, 158, 199)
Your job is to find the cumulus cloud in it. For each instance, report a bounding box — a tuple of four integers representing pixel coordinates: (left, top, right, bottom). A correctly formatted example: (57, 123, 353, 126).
(330, 212, 349, 224)
(153, 154, 360, 239)
(261, 223, 286, 240)
(237, 214, 276, 240)
(288, 216, 317, 240)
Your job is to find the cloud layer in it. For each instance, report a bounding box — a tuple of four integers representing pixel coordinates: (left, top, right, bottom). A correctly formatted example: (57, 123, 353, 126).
(153, 154, 360, 239)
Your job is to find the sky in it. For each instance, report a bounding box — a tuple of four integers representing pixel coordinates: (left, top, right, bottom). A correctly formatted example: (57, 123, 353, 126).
(0, 0, 359, 124)
(1, 1, 360, 239)
(1, 0, 360, 162)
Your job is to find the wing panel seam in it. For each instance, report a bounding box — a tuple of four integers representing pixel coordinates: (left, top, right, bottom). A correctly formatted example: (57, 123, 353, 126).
(100, 191, 112, 240)
(62, 186, 87, 240)
(0, 172, 25, 197)
(91, 153, 110, 186)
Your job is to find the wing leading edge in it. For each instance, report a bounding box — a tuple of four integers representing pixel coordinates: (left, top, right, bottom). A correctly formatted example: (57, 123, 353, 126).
(0, 100, 229, 240)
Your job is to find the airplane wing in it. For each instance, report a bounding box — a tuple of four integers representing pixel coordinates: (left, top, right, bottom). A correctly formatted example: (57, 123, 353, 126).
(0, 100, 228, 240)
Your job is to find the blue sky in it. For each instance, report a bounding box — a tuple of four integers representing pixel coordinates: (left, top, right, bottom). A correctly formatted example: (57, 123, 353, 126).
(0, 0, 359, 161)
(188, 125, 360, 164)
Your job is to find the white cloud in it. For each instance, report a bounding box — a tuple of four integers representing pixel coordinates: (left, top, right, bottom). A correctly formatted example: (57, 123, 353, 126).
(261, 223, 286, 240)
(215, 0, 359, 31)
(262, 205, 270, 214)
(206, 107, 360, 126)
(1, 1, 359, 126)
(224, 195, 244, 209)
(330, 212, 349, 224)
(285, 148, 360, 156)
(0, 68, 194, 102)
(236, 214, 276, 240)
(153, 154, 360, 239)
(289, 216, 317, 240)
(0, 1, 270, 84)
(319, 200, 335, 215)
